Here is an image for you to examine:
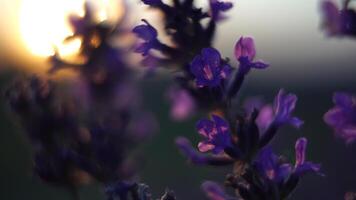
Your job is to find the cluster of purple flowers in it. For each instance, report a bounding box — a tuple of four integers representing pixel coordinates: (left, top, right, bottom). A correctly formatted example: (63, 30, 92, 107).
(5, 3, 163, 200)
(133, 0, 239, 118)
(176, 88, 321, 199)
(5, 0, 356, 199)
(324, 92, 356, 144)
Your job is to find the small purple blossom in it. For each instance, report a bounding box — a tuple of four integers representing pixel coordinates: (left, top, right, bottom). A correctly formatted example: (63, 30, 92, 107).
(324, 92, 356, 143)
(190, 48, 232, 88)
(196, 114, 232, 154)
(234, 37, 269, 74)
(176, 137, 234, 166)
(210, 0, 233, 21)
(272, 89, 303, 128)
(133, 19, 158, 56)
(243, 97, 274, 132)
(240, 137, 322, 199)
(293, 138, 321, 176)
(256, 137, 321, 182)
(167, 87, 196, 121)
(321, 0, 356, 37)
(175, 137, 209, 165)
(321, 1, 342, 35)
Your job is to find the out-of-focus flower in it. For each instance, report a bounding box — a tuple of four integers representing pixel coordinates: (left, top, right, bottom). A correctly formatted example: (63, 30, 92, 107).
(209, 0, 233, 21)
(272, 89, 303, 128)
(190, 48, 232, 88)
(133, 19, 159, 56)
(196, 114, 232, 154)
(243, 97, 274, 132)
(324, 92, 356, 143)
(234, 37, 269, 74)
(321, 0, 356, 37)
(167, 87, 196, 121)
(142, 0, 163, 6)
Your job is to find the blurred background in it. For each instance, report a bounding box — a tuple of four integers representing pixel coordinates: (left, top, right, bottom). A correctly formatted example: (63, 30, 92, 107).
(0, 0, 356, 199)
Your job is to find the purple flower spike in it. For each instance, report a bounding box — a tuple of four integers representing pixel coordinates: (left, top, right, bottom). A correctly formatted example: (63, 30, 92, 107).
(133, 19, 158, 56)
(273, 89, 303, 128)
(196, 115, 232, 154)
(293, 138, 321, 176)
(324, 92, 356, 144)
(190, 48, 232, 88)
(201, 181, 232, 200)
(234, 37, 269, 74)
(210, 0, 233, 21)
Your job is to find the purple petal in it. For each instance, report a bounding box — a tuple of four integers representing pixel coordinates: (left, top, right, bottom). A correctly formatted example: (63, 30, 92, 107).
(289, 117, 304, 128)
(175, 137, 208, 164)
(211, 114, 229, 132)
(202, 48, 222, 69)
(333, 92, 354, 108)
(256, 105, 274, 132)
(198, 141, 216, 152)
(168, 87, 196, 121)
(133, 20, 157, 41)
(220, 64, 232, 79)
(321, 1, 341, 35)
(294, 162, 322, 176)
(196, 119, 215, 137)
(210, 0, 233, 21)
(295, 137, 307, 167)
(273, 89, 302, 128)
(142, 0, 162, 6)
(250, 60, 269, 69)
(234, 37, 256, 61)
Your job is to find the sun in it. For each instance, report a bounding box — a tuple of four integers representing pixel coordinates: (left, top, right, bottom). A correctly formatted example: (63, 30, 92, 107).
(19, 0, 123, 57)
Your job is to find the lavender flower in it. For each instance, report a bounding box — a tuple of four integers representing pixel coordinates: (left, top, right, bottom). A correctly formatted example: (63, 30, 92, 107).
(133, 19, 159, 56)
(227, 37, 269, 98)
(209, 0, 234, 21)
(190, 48, 232, 88)
(272, 89, 303, 128)
(324, 92, 356, 143)
(234, 37, 269, 74)
(196, 115, 233, 154)
(259, 89, 303, 147)
(176, 137, 234, 166)
(228, 138, 321, 200)
(321, 0, 356, 37)
(167, 87, 196, 121)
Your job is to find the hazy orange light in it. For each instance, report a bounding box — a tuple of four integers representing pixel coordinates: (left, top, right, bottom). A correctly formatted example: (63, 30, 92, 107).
(19, 0, 123, 58)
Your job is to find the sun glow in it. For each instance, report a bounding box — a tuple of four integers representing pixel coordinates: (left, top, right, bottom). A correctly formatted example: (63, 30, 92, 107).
(19, 0, 123, 57)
